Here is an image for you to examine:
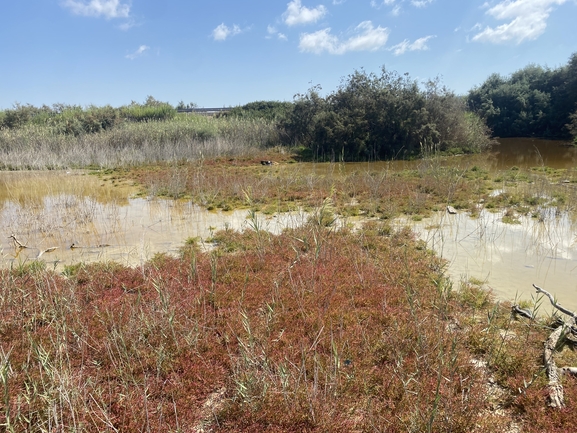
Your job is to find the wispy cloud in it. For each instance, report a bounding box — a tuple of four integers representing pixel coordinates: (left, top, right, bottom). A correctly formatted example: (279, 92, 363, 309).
(267, 25, 288, 40)
(299, 21, 389, 54)
(212, 23, 242, 41)
(371, 0, 432, 15)
(61, 0, 130, 19)
(472, 0, 568, 44)
(125, 45, 149, 60)
(371, 0, 396, 8)
(283, 0, 328, 26)
(411, 0, 434, 7)
(389, 35, 435, 55)
(118, 19, 138, 31)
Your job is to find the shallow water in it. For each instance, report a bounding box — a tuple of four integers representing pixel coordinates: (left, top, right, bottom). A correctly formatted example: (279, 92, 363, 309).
(403, 208, 577, 313)
(3, 144, 577, 313)
(0, 171, 308, 270)
(490, 137, 577, 170)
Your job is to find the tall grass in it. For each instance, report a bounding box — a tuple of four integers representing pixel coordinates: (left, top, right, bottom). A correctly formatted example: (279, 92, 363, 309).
(0, 114, 279, 170)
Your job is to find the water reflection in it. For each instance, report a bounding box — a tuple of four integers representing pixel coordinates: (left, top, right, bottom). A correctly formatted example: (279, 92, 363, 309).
(0, 171, 308, 270)
(3, 146, 577, 312)
(404, 208, 577, 313)
(489, 137, 577, 169)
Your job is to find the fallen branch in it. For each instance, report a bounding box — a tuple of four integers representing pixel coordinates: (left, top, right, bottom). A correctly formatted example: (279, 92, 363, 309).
(544, 324, 567, 408)
(533, 284, 577, 408)
(9, 234, 28, 249)
(533, 284, 576, 319)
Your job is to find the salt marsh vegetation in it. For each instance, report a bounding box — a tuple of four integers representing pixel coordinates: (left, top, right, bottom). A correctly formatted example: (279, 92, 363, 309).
(2, 139, 577, 431)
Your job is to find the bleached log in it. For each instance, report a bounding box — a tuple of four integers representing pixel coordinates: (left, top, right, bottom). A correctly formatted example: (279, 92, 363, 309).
(544, 324, 567, 407)
(533, 284, 577, 408)
(533, 284, 576, 319)
(559, 367, 577, 375)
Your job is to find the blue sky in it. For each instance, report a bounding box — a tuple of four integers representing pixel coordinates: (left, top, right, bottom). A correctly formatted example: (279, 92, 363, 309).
(1, 0, 576, 109)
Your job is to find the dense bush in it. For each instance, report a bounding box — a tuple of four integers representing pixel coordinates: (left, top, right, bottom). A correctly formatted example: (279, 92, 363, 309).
(226, 100, 293, 121)
(0, 96, 176, 135)
(280, 69, 491, 161)
(467, 52, 577, 139)
(0, 70, 494, 164)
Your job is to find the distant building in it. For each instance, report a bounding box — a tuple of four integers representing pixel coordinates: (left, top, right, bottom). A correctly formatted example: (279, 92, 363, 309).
(177, 107, 230, 116)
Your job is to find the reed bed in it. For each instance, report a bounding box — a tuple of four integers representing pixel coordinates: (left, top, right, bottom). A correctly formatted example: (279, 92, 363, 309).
(0, 115, 278, 170)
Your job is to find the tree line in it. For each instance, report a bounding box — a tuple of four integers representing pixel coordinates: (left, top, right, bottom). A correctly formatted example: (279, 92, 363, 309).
(467, 53, 577, 141)
(0, 96, 176, 136)
(2, 54, 576, 161)
(276, 69, 491, 161)
(223, 69, 491, 161)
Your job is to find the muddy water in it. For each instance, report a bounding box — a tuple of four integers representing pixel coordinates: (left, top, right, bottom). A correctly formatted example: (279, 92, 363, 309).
(489, 137, 577, 169)
(280, 137, 576, 176)
(0, 171, 308, 269)
(403, 209, 577, 313)
(2, 138, 577, 312)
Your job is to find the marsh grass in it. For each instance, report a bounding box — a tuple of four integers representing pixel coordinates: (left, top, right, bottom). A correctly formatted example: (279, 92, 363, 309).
(4, 142, 577, 430)
(0, 114, 277, 170)
(129, 152, 577, 231)
(1, 218, 569, 431)
(4, 182, 577, 431)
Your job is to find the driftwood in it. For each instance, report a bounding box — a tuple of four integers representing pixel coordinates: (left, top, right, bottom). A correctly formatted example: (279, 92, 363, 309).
(511, 304, 535, 320)
(9, 234, 28, 249)
(9, 234, 60, 259)
(533, 284, 577, 408)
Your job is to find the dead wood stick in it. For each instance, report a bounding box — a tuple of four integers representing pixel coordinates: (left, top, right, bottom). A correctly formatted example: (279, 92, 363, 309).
(533, 284, 576, 319)
(9, 234, 28, 249)
(544, 324, 567, 407)
(533, 283, 577, 407)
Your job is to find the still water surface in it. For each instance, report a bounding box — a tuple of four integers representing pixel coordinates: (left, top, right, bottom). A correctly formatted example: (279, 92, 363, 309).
(1, 138, 577, 311)
(0, 171, 307, 269)
(403, 209, 577, 313)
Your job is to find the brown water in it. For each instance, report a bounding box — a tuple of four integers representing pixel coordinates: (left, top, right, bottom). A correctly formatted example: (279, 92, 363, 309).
(280, 137, 576, 176)
(488, 137, 577, 169)
(2, 140, 577, 313)
(0, 171, 308, 269)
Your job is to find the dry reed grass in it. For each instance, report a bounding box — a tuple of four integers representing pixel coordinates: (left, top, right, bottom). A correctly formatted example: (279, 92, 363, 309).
(0, 115, 277, 170)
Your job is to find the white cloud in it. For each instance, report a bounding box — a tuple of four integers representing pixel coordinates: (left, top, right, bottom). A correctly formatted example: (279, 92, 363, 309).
(371, 0, 396, 8)
(62, 0, 130, 19)
(374, 0, 435, 7)
(118, 19, 138, 31)
(212, 23, 242, 41)
(373, 0, 435, 11)
(283, 0, 328, 26)
(472, 0, 568, 44)
(125, 45, 149, 60)
(299, 21, 389, 54)
(267, 25, 288, 40)
(389, 35, 435, 55)
(411, 0, 433, 7)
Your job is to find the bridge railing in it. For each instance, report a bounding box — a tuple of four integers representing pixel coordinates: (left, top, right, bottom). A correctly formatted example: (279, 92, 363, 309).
(177, 108, 230, 115)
